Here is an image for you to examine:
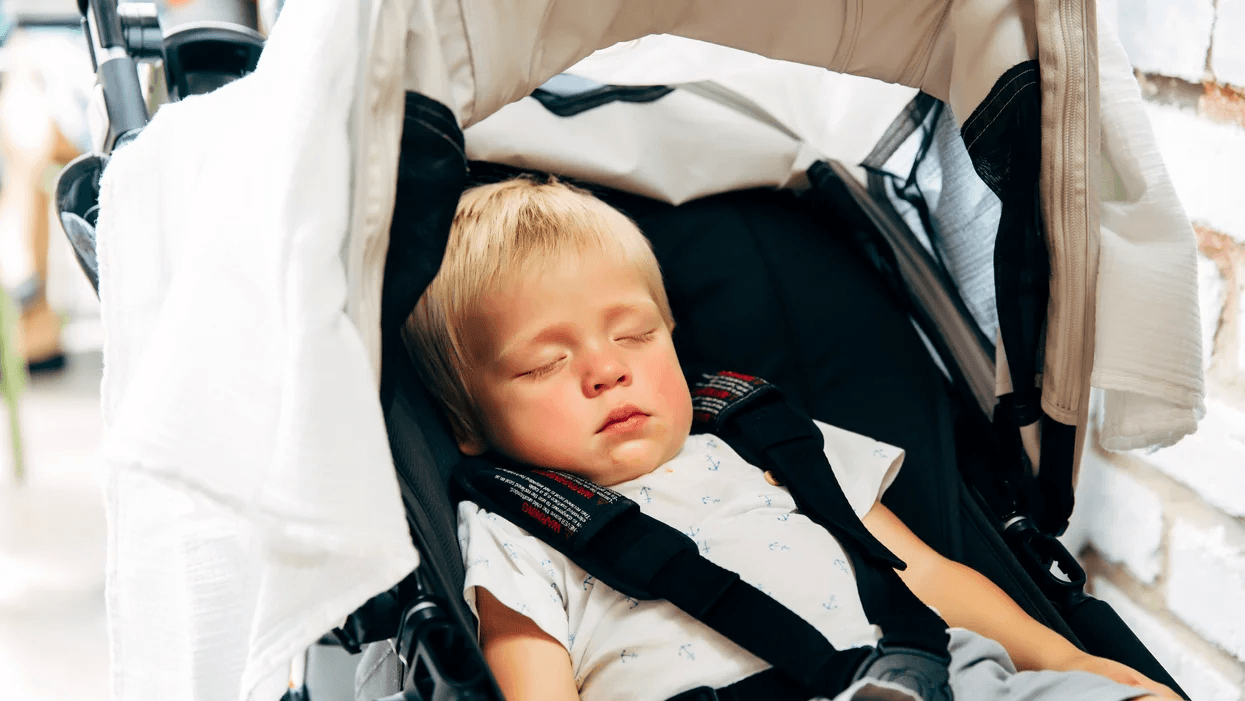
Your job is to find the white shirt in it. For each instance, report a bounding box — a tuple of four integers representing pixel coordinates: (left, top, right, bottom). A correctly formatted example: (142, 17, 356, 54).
(458, 421, 905, 701)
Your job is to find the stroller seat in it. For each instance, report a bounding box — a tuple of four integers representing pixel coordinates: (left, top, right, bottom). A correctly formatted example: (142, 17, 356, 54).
(359, 162, 1096, 700)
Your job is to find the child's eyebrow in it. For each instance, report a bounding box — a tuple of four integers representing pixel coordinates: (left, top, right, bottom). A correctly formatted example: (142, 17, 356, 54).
(496, 303, 650, 362)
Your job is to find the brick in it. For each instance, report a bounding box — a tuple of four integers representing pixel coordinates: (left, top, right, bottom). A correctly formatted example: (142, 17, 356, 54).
(1213, 0, 1245, 88)
(1077, 448, 1164, 583)
(1146, 102, 1245, 243)
(1199, 253, 1226, 370)
(1240, 276, 1245, 374)
(1199, 83, 1245, 130)
(1139, 399, 1245, 517)
(1167, 520, 1245, 662)
(1114, 0, 1214, 82)
(1094, 577, 1244, 701)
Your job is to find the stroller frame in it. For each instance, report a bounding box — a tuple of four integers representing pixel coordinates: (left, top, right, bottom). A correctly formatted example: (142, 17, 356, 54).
(54, 2, 1204, 699)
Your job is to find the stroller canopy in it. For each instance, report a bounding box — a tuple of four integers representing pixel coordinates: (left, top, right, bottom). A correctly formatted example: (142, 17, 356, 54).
(84, 1, 1203, 700)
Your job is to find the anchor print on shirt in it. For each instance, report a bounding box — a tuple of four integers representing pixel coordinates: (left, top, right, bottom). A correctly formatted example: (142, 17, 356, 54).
(678, 644, 697, 661)
(705, 455, 721, 471)
(549, 582, 563, 604)
(620, 650, 639, 664)
(822, 594, 840, 611)
(618, 594, 641, 610)
(583, 575, 596, 591)
(541, 558, 557, 579)
(768, 541, 791, 552)
(758, 493, 773, 507)
(700, 496, 721, 505)
(705, 437, 720, 449)
(776, 513, 790, 522)
(502, 542, 520, 560)
(873, 447, 888, 459)
(638, 486, 653, 504)
(833, 558, 850, 574)
(466, 556, 490, 569)
(684, 525, 710, 554)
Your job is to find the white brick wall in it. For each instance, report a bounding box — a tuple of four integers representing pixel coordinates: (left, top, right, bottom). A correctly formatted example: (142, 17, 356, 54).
(1146, 103, 1245, 244)
(1139, 399, 1245, 518)
(1077, 6, 1245, 693)
(1238, 277, 1245, 374)
(1167, 521, 1245, 662)
(1112, 0, 1215, 82)
(1079, 449, 1164, 582)
(1199, 254, 1225, 370)
(1213, 0, 1245, 87)
(1094, 578, 1244, 701)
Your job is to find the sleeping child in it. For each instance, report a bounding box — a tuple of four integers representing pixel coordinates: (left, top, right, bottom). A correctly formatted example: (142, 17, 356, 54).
(402, 176, 1179, 701)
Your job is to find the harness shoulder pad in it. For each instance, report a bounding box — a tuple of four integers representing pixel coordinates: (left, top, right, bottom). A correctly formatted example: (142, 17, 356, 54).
(453, 457, 634, 550)
(690, 370, 781, 434)
(452, 456, 700, 600)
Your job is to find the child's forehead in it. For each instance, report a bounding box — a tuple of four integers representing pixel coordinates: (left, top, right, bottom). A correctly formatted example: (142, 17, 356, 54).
(490, 248, 636, 297)
(465, 259, 658, 357)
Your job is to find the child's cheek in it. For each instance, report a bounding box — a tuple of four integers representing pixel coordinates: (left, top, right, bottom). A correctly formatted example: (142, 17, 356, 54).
(523, 382, 586, 435)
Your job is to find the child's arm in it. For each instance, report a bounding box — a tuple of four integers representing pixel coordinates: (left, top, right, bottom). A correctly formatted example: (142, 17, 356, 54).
(862, 503, 1179, 700)
(476, 587, 581, 701)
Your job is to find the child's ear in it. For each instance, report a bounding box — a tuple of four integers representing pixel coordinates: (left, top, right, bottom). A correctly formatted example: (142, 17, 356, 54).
(448, 414, 487, 456)
(457, 436, 487, 456)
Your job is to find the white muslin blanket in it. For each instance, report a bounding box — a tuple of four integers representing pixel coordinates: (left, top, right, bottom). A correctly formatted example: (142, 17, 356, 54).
(1093, 22, 1206, 451)
(96, 2, 419, 700)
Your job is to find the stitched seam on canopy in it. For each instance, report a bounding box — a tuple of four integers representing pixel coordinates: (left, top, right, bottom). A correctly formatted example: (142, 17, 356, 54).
(962, 67, 1038, 151)
(412, 116, 468, 163)
(961, 67, 1040, 152)
(962, 66, 1038, 136)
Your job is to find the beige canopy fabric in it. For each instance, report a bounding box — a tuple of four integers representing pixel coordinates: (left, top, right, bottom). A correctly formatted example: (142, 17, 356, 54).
(352, 0, 1094, 468)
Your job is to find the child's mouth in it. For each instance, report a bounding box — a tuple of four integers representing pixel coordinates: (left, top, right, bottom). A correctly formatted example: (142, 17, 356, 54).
(599, 407, 649, 434)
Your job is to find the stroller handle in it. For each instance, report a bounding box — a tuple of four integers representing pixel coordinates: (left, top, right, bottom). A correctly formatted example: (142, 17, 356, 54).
(81, 0, 150, 149)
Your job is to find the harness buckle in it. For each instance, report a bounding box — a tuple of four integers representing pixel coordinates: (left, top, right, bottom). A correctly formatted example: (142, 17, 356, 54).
(852, 645, 953, 701)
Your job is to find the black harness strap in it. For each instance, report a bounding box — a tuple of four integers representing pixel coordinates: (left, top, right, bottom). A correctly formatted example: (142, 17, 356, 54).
(667, 669, 810, 701)
(452, 457, 871, 696)
(689, 370, 952, 660)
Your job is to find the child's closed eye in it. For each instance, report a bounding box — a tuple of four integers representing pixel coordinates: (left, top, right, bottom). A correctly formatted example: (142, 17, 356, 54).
(521, 357, 566, 378)
(619, 329, 658, 343)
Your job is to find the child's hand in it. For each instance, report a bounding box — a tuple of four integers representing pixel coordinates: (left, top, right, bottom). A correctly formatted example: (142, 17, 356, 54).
(1052, 652, 1180, 700)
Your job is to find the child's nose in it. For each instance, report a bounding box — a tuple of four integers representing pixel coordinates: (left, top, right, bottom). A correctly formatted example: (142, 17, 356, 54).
(584, 358, 631, 395)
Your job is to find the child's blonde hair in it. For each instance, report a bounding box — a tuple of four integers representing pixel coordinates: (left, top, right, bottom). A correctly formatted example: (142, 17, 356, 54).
(403, 176, 675, 447)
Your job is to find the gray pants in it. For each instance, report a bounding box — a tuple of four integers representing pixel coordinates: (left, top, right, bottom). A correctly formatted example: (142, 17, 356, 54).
(354, 629, 1153, 701)
(935, 628, 1149, 701)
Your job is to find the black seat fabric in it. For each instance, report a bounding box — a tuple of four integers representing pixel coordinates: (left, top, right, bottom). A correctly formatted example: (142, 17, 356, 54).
(604, 188, 962, 559)
(599, 186, 1071, 638)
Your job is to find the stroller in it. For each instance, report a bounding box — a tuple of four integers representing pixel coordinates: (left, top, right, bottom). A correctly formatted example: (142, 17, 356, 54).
(56, 2, 1204, 700)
